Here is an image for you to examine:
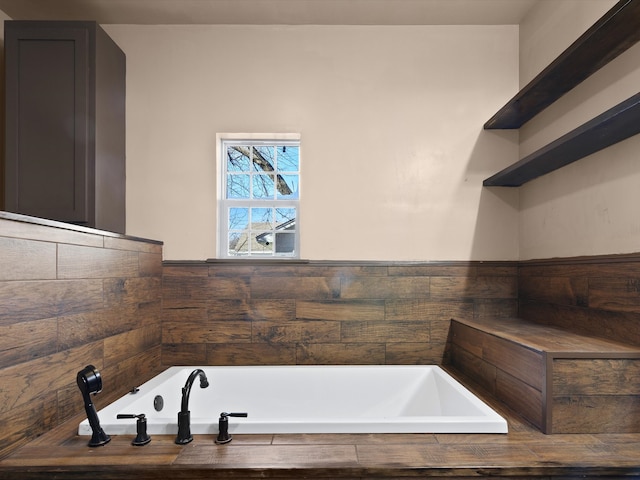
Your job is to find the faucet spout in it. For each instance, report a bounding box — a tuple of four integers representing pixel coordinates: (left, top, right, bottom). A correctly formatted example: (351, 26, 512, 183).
(180, 369, 209, 412)
(175, 368, 209, 445)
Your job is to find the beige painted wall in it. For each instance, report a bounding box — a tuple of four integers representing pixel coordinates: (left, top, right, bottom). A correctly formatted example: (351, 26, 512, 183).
(518, 0, 640, 260)
(104, 25, 519, 261)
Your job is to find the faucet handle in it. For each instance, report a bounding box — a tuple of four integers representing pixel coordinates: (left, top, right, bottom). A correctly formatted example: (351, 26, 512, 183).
(116, 413, 151, 446)
(117, 413, 142, 419)
(215, 412, 248, 445)
(221, 412, 248, 418)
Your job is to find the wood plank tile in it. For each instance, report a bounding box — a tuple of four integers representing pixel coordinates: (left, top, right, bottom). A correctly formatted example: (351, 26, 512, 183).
(430, 276, 517, 300)
(341, 320, 430, 343)
(385, 299, 473, 321)
(528, 441, 640, 466)
(553, 358, 640, 395)
(385, 342, 446, 364)
(103, 325, 162, 367)
(587, 307, 640, 346)
(271, 433, 437, 445)
(388, 264, 476, 277)
(100, 346, 164, 403)
(0, 341, 104, 414)
(584, 433, 640, 444)
(206, 434, 274, 445)
(205, 299, 252, 321)
(496, 370, 543, 430)
(0, 279, 104, 324)
(163, 264, 209, 276)
(251, 276, 340, 300)
(162, 343, 207, 366)
(208, 263, 259, 277)
(163, 317, 251, 344)
(104, 236, 162, 254)
(296, 343, 385, 365)
(253, 320, 340, 344)
(429, 318, 453, 344)
(552, 396, 640, 433)
(4, 389, 640, 478)
(249, 299, 296, 322)
(419, 443, 541, 467)
(300, 264, 388, 278)
(450, 320, 490, 358)
(0, 237, 56, 281)
(162, 306, 208, 324)
(206, 276, 251, 299)
(518, 300, 592, 336)
(307, 265, 388, 278)
(0, 397, 48, 458)
(216, 264, 387, 278)
(57, 310, 108, 350)
(476, 264, 518, 276)
(174, 444, 358, 468)
(55, 384, 88, 424)
(520, 258, 640, 278)
(207, 344, 296, 365)
(483, 335, 543, 391)
(434, 431, 548, 445)
(448, 345, 497, 396)
(162, 275, 207, 308)
(0, 217, 103, 247)
(519, 275, 588, 306)
(104, 277, 162, 308)
(473, 298, 518, 318)
(139, 252, 163, 277)
(162, 276, 250, 308)
(356, 443, 538, 467)
(0, 318, 57, 365)
(589, 277, 640, 313)
(456, 317, 639, 354)
(102, 304, 148, 338)
(296, 300, 385, 321)
(57, 244, 139, 279)
(2, 442, 181, 467)
(340, 277, 430, 300)
(136, 299, 162, 327)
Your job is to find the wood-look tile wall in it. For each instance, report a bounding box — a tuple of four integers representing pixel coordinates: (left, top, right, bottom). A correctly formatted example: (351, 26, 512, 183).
(0, 214, 164, 458)
(161, 262, 518, 366)
(519, 254, 640, 346)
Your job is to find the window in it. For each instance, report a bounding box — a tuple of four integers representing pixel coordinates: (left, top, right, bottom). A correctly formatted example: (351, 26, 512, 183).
(219, 138, 300, 258)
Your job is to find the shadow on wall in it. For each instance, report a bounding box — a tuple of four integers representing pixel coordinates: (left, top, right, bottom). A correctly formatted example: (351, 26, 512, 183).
(465, 129, 520, 261)
(516, 134, 640, 207)
(471, 187, 519, 261)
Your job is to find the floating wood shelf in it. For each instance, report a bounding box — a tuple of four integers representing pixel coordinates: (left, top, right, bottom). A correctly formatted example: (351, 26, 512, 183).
(484, 0, 640, 130)
(483, 92, 640, 186)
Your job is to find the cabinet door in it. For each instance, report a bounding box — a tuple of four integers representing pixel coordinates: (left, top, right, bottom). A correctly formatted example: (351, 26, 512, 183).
(5, 26, 90, 224)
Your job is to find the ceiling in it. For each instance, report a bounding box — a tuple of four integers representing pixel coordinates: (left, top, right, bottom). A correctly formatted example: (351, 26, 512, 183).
(0, 0, 539, 25)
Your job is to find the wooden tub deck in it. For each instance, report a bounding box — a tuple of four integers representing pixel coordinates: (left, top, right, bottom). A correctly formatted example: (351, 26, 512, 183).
(1, 369, 640, 479)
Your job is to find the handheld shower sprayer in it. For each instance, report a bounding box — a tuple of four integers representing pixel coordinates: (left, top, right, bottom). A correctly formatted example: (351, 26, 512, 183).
(76, 365, 111, 447)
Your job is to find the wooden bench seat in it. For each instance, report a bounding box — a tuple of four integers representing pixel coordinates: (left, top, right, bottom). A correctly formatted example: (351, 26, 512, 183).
(448, 317, 640, 434)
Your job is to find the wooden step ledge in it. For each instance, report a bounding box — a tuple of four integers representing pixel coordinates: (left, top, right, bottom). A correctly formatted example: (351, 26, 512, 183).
(453, 316, 640, 356)
(449, 317, 640, 433)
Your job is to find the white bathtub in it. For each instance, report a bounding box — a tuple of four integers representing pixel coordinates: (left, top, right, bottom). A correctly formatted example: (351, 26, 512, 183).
(79, 365, 507, 436)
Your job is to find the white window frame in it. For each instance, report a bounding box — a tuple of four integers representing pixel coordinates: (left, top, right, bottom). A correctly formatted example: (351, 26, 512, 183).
(217, 134, 301, 259)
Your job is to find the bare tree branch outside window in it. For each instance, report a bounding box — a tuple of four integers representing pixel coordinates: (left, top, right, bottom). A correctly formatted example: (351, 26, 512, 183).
(221, 140, 300, 258)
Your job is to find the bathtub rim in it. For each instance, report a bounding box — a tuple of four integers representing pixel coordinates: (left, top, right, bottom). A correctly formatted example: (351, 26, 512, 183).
(79, 365, 508, 435)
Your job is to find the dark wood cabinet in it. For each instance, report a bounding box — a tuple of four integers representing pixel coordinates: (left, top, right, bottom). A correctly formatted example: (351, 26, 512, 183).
(4, 21, 126, 233)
